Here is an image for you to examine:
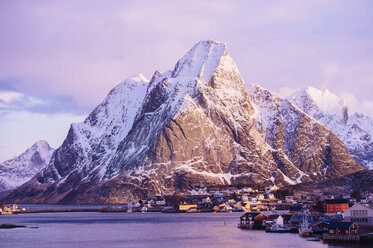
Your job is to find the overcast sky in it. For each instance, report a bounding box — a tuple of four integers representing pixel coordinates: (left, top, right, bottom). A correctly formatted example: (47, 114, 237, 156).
(0, 0, 372, 161)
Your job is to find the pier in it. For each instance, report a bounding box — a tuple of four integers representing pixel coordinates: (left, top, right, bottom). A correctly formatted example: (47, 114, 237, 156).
(322, 233, 360, 242)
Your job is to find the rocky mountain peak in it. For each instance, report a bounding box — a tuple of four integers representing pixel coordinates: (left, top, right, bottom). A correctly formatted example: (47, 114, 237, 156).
(3, 41, 364, 204)
(289, 87, 346, 119)
(0, 140, 55, 193)
(130, 73, 149, 83)
(171, 40, 240, 87)
(287, 87, 373, 169)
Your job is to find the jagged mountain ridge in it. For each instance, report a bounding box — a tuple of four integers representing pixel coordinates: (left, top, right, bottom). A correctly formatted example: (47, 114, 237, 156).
(0, 140, 54, 195)
(288, 87, 373, 169)
(247, 84, 362, 182)
(4, 40, 363, 204)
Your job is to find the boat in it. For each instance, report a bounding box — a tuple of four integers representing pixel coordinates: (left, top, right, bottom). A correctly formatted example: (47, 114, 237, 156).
(141, 206, 148, 213)
(266, 224, 292, 233)
(298, 217, 312, 237)
(299, 224, 313, 237)
(307, 237, 321, 241)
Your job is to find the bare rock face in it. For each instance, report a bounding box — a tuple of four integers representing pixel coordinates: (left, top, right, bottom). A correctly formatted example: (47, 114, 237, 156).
(4, 41, 363, 204)
(288, 87, 373, 169)
(247, 85, 362, 183)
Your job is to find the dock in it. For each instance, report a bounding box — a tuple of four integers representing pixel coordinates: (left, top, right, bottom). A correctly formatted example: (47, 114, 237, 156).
(11, 208, 100, 214)
(322, 233, 360, 242)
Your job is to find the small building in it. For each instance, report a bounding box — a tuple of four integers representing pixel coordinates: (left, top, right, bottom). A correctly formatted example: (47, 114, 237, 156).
(154, 195, 166, 205)
(241, 187, 253, 193)
(251, 204, 269, 212)
(275, 215, 284, 226)
(267, 193, 276, 200)
(327, 222, 359, 236)
(309, 220, 329, 234)
(179, 204, 197, 211)
(190, 187, 209, 196)
(252, 213, 268, 229)
(264, 214, 280, 227)
(344, 203, 373, 226)
(285, 196, 294, 203)
(218, 203, 232, 212)
(324, 199, 349, 214)
(238, 212, 260, 229)
(281, 214, 293, 226)
(241, 194, 249, 202)
(257, 194, 265, 201)
(289, 214, 307, 226)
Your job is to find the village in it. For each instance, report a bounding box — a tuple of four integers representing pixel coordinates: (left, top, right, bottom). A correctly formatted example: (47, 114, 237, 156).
(2, 185, 373, 244)
(123, 185, 373, 244)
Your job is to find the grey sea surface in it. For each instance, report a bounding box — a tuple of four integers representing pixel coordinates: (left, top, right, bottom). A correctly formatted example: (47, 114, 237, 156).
(0, 205, 369, 248)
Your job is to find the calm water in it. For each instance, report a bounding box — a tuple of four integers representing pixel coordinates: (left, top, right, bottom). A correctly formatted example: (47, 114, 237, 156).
(0, 205, 369, 248)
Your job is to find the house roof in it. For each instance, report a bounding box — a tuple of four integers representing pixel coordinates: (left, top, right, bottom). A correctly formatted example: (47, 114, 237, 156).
(254, 214, 268, 221)
(325, 199, 349, 204)
(351, 202, 373, 210)
(290, 215, 306, 222)
(309, 220, 330, 227)
(240, 212, 260, 219)
(281, 214, 293, 221)
(328, 222, 356, 229)
(267, 214, 280, 220)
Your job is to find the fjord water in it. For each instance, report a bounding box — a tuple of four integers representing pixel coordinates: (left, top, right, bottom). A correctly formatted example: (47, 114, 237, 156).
(0, 205, 367, 248)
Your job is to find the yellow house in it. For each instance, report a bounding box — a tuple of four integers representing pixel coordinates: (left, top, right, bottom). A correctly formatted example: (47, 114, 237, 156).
(179, 204, 198, 211)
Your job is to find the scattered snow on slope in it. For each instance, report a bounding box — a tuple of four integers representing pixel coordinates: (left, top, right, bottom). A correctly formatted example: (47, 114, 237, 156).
(288, 87, 373, 169)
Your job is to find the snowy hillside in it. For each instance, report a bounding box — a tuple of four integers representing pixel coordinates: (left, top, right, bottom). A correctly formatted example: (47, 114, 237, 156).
(0, 140, 55, 193)
(288, 87, 373, 169)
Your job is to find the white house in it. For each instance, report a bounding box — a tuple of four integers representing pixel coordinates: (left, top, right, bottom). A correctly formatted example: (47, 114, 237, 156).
(241, 187, 253, 193)
(267, 193, 275, 200)
(242, 194, 249, 202)
(275, 215, 284, 226)
(344, 203, 373, 226)
(257, 194, 265, 201)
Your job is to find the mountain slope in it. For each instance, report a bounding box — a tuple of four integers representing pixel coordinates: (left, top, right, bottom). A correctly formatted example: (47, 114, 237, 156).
(288, 87, 373, 169)
(0, 140, 54, 195)
(247, 84, 362, 182)
(4, 41, 363, 204)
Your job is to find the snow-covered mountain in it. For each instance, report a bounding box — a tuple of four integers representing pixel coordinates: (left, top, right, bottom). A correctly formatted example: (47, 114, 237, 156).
(4, 41, 363, 204)
(0, 140, 55, 194)
(288, 87, 373, 169)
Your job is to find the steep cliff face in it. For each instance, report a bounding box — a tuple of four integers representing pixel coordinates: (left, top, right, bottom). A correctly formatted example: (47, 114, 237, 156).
(247, 84, 362, 183)
(0, 140, 54, 195)
(288, 87, 373, 169)
(15, 74, 149, 203)
(4, 41, 363, 204)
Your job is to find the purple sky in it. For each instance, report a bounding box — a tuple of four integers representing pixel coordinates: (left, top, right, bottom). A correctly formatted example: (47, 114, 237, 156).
(0, 0, 372, 161)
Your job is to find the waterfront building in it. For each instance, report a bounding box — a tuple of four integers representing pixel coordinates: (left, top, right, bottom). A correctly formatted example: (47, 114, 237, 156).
(326, 222, 359, 236)
(344, 203, 373, 226)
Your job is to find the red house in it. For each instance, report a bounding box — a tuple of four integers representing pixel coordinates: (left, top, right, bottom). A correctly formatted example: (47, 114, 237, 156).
(324, 199, 349, 214)
(326, 222, 359, 236)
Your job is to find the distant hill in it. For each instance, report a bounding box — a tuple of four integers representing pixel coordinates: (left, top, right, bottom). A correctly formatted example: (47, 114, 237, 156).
(0, 140, 54, 197)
